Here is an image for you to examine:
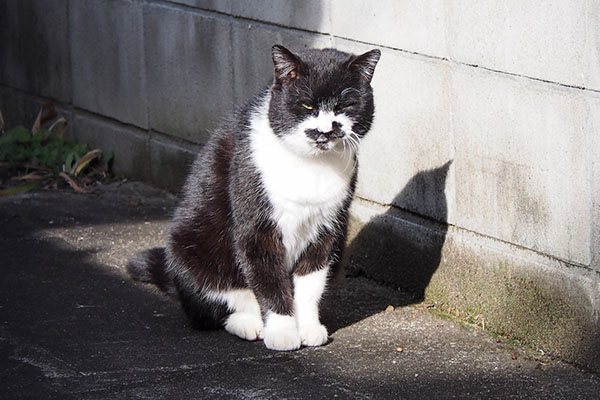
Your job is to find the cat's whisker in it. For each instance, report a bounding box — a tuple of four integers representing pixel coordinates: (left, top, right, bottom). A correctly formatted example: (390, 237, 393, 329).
(339, 133, 361, 174)
(345, 133, 360, 155)
(340, 139, 352, 172)
(331, 143, 343, 156)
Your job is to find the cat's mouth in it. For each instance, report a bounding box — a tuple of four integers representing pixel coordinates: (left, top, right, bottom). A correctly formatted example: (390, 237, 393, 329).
(314, 136, 344, 152)
(315, 141, 332, 151)
(305, 128, 344, 152)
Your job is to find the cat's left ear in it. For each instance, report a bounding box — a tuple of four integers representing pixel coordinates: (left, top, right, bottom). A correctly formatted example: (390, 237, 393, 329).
(349, 49, 381, 84)
(272, 44, 302, 82)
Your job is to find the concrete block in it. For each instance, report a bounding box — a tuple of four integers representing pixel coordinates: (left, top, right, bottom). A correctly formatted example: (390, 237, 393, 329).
(451, 67, 591, 265)
(149, 136, 198, 193)
(0, 0, 71, 101)
(70, 0, 147, 128)
(169, 0, 232, 14)
(330, 0, 447, 59)
(69, 0, 146, 128)
(585, 0, 600, 91)
(448, 0, 600, 91)
(232, 0, 331, 33)
(231, 21, 332, 105)
(145, 4, 233, 144)
(590, 93, 600, 272)
(72, 114, 151, 183)
(334, 40, 455, 223)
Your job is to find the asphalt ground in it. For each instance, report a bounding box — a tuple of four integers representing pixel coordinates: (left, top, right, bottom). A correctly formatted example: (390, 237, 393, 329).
(1, 182, 599, 399)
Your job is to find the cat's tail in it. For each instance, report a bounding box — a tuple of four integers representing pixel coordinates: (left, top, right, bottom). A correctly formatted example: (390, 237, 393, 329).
(127, 247, 177, 297)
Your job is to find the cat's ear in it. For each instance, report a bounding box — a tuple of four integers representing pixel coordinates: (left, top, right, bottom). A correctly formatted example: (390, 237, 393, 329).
(272, 44, 302, 82)
(349, 49, 381, 84)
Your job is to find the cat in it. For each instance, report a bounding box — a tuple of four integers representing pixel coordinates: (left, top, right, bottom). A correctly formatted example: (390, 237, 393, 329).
(127, 44, 380, 351)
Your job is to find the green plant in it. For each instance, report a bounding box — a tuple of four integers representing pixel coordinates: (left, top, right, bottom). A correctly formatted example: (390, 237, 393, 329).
(0, 104, 113, 195)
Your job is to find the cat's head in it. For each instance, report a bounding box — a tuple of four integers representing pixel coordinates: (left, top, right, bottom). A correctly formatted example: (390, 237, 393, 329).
(268, 45, 380, 157)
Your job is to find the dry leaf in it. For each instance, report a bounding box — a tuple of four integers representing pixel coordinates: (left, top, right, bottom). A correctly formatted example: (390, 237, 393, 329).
(48, 117, 67, 138)
(31, 103, 57, 135)
(23, 163, 53, 172)
(73, 149, 101, 177)
(59, 172, 87, 193)
(31, 109, 41, 135)
(16, 171, 47, 180)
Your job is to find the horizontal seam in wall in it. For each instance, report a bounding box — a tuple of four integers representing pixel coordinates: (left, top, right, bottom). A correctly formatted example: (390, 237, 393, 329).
(73, 107, 205, 151)
(0, 84, 73, 111)
(140, 2, 599, 94)
(353, 195, 597, 275)
(0, 84, 205, 151)
(333, 35, 600, 94)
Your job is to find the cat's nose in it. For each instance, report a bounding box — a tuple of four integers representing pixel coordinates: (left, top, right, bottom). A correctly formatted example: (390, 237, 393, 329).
(331, 121, 344, 138)
(320, 121, 341, 134)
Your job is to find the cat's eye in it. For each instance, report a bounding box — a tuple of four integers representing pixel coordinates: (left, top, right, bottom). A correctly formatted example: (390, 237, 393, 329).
(302, 103, 314, 110)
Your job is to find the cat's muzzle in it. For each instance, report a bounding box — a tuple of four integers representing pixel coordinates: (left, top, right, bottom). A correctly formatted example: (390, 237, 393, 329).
(305, 126, 345, 150)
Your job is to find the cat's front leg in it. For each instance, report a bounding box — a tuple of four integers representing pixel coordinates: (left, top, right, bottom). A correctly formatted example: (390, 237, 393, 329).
(293, 266, 330, 347)
(236, 221, 302, 351)
(292, 220, 347, 347)
(241, 274, 301, 351)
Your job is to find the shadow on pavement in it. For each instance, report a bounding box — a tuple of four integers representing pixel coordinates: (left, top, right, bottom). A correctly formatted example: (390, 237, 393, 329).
(325, 162, 452, 333)
(1, 181, 599, 399)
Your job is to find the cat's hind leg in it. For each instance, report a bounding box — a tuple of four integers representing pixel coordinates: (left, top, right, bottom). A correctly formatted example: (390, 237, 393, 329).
(176, 279, 263, 340)
(216, 289, 264, 341)
(177, 285, 230, 331)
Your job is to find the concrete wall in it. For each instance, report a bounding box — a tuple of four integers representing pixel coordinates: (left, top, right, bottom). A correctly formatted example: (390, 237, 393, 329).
(1, 0, 598, 372)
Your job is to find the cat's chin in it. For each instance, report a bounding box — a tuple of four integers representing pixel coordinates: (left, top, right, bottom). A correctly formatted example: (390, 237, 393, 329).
(311, 140, 352, 157)
(315, 142, 332, 152)
(300, 144, 342, 158)
(283, 137, 347, 158)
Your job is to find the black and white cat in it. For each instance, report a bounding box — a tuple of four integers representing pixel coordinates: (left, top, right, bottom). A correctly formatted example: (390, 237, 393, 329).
(127, 44, 380, 351)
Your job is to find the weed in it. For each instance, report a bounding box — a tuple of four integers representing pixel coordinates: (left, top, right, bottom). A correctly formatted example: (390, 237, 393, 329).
(0, 103, 113, 195)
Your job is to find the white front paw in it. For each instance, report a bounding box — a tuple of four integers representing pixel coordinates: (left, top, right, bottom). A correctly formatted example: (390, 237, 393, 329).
(224, 312, 264, 341)
(263, 313, 301, 351)
(298, 324, 328, 347)
(263, 328, 301, 351)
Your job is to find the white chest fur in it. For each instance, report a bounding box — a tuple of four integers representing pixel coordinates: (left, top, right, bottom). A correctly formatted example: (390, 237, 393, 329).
(249, 104, 355, 270)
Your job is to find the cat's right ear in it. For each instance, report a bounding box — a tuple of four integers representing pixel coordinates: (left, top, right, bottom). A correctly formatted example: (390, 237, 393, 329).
(272, 45, 302, 83)
(349, 49, 381, 84)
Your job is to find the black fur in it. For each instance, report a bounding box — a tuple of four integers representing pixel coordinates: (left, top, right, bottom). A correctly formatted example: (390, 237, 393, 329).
(127, 247, 176, 297)
(127, 44, 380, 333)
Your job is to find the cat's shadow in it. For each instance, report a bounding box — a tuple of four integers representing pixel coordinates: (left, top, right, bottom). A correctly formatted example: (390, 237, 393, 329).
(322, 161, 452, 333)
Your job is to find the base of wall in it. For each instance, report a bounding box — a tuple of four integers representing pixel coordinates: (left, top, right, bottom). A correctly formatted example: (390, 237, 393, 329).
(347, 198, 600, 374)
(0, 86, 198, 193)
(71, 112, 199, 193)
